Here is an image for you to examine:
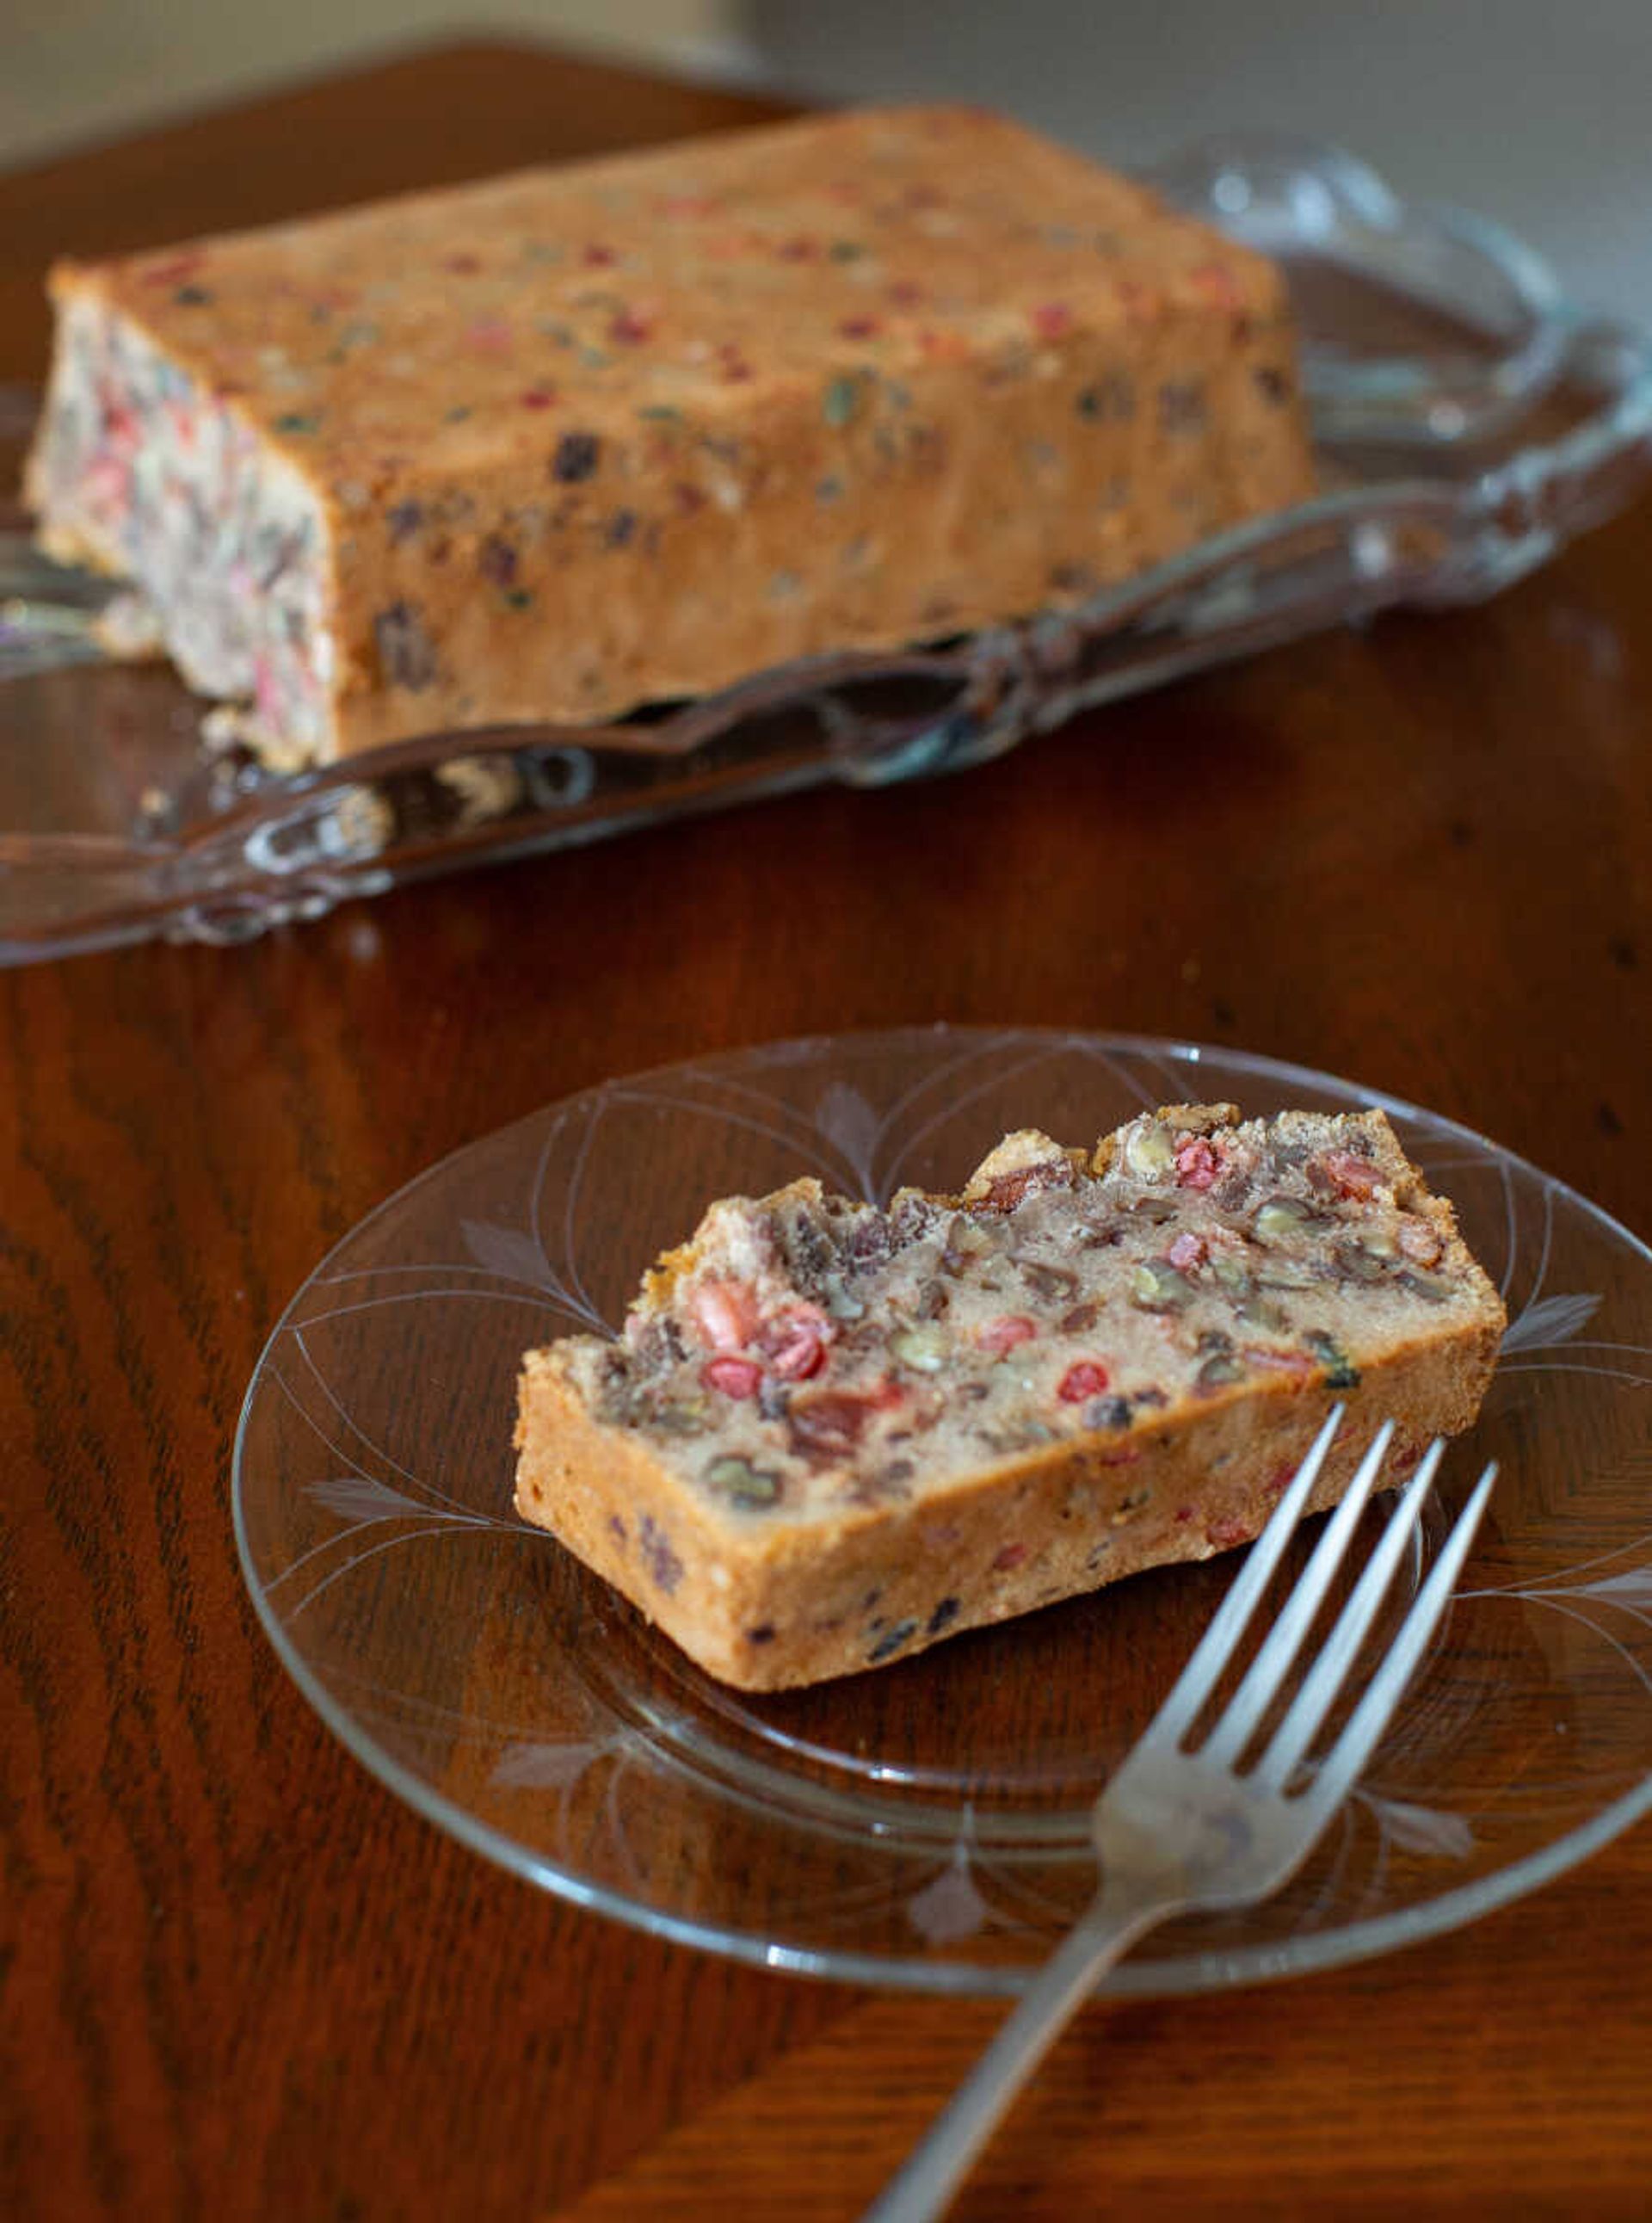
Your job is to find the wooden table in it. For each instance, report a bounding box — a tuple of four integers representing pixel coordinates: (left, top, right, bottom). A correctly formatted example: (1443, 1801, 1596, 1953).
(3, 40, 1649, 2221)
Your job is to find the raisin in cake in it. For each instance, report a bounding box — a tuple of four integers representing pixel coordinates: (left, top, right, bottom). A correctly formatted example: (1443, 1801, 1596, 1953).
(513, 1104, 1505, 1689)
(26, 106, 1313, 767)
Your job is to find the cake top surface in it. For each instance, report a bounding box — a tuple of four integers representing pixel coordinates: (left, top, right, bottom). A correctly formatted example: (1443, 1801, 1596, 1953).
(57, 105, 1284, 477)
(536, 1105, 1505, 1534)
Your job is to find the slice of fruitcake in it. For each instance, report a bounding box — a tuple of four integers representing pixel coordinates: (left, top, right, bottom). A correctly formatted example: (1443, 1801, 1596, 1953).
(513, 1102, 1505, 1689)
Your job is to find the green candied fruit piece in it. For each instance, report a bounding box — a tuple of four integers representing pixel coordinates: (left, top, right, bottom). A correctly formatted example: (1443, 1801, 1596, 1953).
(1304, 1330, 1360, 1390)
(1131, 1259, 1193, 1312)
(704, 1455, 783, 1510)
(653, 1399, 711, 1436)
(1195, 1353, 1246, 1394)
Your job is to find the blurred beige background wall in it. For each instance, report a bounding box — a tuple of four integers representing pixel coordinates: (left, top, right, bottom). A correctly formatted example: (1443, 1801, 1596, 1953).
(6, 0, 1649, 317)
(749, 0, 1652, 322)
(1, 1, 746, 168)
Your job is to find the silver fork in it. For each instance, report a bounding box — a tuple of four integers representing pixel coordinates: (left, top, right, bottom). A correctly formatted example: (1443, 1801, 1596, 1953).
(865, 1406, 1497, 2223)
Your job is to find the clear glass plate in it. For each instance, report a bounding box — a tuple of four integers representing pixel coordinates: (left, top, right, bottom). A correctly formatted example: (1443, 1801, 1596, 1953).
(233, 1028, 1652, 1996)
(5, 134, 1652, 965)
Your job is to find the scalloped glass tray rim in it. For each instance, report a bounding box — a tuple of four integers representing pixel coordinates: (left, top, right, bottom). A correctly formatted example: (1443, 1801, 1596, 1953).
(4, 133, 1652, 965)
(232, 1028, 1652, 1997)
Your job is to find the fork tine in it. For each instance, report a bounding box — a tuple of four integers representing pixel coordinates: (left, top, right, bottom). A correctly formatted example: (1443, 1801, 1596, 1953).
(1199, 1421, 1396, 1767)
(1253, 1439, 1448, 1791)
(1148, 1405, 1345, 1747)
(1277, 1459, 1496, 1812)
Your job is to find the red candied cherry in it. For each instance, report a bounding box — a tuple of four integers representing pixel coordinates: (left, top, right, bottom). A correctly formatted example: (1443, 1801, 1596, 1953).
(1205, 1514, 1254, 1551)
(1167, 1230, 1206, 1270)
(788, 1388, 879, 1458)
(1057, 1359, 1111, 1403)
(977, 1314, 1038, 1356)
(142, 252, 206, 287)
(1313, 1149, 1383, 1201)
(1174, 1136, 1222, 1190)
(1242, 1346, 1315, 1380)
(1188, 260, 1246, 312)
(1397, 1216, 1443, 1263)
(101, 401, 141, 450)
(761, 1306, 830, 1380)
(701, 1355, 763, 1400)
(691, 1278, 760, 1353)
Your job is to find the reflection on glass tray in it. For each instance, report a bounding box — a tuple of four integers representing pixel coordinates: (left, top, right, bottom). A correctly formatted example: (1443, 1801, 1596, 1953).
(3, 136, 1650, 963)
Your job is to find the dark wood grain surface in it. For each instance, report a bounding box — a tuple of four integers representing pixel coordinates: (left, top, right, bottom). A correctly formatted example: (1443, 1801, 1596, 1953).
(3, 39, 1649, 2222)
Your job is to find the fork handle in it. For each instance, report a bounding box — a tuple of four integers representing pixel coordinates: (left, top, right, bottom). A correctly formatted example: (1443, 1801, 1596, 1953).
(861, 1880, 1180, 2223)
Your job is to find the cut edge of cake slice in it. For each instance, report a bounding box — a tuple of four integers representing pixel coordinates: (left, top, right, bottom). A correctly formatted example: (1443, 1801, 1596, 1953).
(26, 283, 342, 768)
(513, 1103, 1506, 1689)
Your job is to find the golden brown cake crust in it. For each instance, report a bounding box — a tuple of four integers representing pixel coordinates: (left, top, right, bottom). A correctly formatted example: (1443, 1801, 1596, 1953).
(515, 1331, 1498, 1692)
(512, 1106, 1505, 1690)
(29, 106, 1316, 760)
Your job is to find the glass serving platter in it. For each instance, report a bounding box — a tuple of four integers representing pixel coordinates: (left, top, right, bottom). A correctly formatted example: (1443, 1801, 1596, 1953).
(5, 136, 1651, 964)
(233, 1028, 1652, 1995)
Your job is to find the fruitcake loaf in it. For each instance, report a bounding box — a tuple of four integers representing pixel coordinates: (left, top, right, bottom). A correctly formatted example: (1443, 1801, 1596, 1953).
(513, 1103, 1505, 1690)
(26, 105, 1315, 768)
